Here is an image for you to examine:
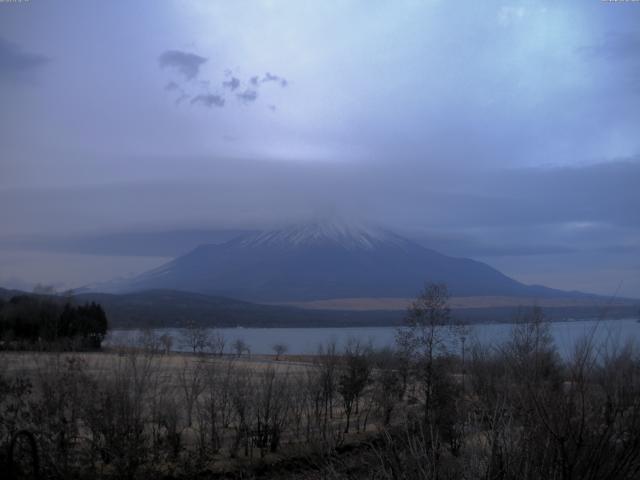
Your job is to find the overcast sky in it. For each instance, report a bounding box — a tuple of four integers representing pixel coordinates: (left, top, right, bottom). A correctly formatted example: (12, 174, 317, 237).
(0, 0, 639, 297)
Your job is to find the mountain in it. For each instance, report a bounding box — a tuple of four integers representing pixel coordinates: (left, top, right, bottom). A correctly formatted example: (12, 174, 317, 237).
(99, 220, 596, 302)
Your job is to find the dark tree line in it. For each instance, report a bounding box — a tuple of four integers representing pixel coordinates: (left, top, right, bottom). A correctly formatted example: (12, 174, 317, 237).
(0, 295, 108, 349)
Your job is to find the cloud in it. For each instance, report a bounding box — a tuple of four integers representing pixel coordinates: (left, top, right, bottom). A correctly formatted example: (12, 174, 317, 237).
(223, 76, 240, 91)
(176, 93, 190, 105)
(0, 36, 48, 80)
(497, 6, 526, 27)
(164, 81, 180, 91)
(261, 72, 287, 87)
(410, 231, 579, 258)
(3, 156, 639, 296)
(157, 56, 288, 109)
(164, 80, 190, 104)
(158, 59, 289, 109)
(158, 50, 207, 80)
(597, 244, 640, 254)
(236, 89, 258, 103)
(190, 93, 225, 108)
(576, 30, 640, 95)
(578, 31, 640, 61)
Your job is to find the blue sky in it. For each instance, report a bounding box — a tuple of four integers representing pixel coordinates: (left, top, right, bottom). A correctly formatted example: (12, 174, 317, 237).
(0, 0, 639, 297)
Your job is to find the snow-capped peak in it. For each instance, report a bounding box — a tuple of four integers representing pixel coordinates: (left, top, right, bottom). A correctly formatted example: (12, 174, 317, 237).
(236, 219, 406, 250)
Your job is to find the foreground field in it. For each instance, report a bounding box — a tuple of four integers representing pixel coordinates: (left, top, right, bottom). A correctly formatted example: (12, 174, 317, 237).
(1, 344, 393, 479)
(2, 313, 640, 479)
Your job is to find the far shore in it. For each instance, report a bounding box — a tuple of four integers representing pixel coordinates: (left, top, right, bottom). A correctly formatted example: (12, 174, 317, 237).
(273, 295, 639, 311)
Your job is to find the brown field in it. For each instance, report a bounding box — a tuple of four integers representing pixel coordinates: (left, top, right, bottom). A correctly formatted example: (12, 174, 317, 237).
(274, 295, 634, 311)
(2, 316, 640, 479)
(0, 346, 389, 478)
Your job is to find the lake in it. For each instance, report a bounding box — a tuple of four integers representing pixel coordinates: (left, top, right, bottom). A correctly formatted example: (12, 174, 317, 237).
(106, 318, 640, 358)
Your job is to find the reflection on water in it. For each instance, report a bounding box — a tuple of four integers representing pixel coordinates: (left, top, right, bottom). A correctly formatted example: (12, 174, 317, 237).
(106, 318, 640, 357)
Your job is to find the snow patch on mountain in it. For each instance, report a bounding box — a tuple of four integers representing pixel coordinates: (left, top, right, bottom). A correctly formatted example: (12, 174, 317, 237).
(235, 220, 408, 250)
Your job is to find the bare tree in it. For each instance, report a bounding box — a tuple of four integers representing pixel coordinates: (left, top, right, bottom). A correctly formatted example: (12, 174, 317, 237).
(80, 349, 159, 478)
(232, 338, 249, 357)
(197, 359, 236, 455)
(371, 347, 405, 426)
(158, 333, 173, 354)
(137, 329, 160, 353)
(337, 339, 371, 433)
(155, 396, 183, 460)
(178, 358, 204, 427)
(180, 321, 210, 354)
(272, 343, 288, 360)
(229, 367, 255, 458)
(252, 367, 292, 456)
(315, 340, 340, 439)
(396, 283, 453, 422)
(208, 329, 226, 356)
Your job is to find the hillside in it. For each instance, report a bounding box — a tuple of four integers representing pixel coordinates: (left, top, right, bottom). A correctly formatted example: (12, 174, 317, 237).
(99, 220, 598, 302)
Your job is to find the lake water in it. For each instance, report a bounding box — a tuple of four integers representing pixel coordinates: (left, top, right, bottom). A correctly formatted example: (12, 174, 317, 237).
(106, 318, 640, 358)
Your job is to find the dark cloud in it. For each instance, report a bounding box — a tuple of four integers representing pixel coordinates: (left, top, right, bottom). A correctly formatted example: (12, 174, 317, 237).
(158, 50, 207, 80)
(223, 76, 240, 91)
(237, 89, 258, 103)
(190, 93, 225, 108)
(158, 61, 287, 109)
(0, 36, 48, 80)
(261, 71, 287, 87)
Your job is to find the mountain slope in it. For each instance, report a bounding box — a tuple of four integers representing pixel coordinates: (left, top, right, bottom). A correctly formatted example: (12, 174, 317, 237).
(101, 220, 592, 302)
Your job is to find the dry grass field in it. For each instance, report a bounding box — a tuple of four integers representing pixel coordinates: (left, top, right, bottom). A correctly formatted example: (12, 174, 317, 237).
(0, 343, 391, 479)
(2, 308, 640, 479)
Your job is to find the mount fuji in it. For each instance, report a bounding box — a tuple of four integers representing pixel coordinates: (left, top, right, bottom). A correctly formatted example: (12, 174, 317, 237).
(98, 220, 587, 303)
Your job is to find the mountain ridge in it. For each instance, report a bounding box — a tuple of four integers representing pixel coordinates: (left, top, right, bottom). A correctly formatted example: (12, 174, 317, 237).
(96, 220, 603, 302)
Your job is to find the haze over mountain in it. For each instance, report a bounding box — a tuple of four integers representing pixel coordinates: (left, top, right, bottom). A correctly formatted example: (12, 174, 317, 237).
(96, 220, 594, 303)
